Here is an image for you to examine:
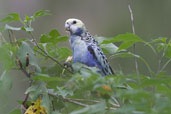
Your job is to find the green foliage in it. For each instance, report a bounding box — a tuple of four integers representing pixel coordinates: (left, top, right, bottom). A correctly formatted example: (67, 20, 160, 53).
(0, 71, 12, 93)
(40, 29, 68, 44)
(95, 36, 118, 54)
(17, 41, 41, 72)
(0, 43, 15, 70)
(9, 109, 21, 114)
(102, 33, 143, 51)
(0, 13, 21, 23)
(0, 11, 171, 114)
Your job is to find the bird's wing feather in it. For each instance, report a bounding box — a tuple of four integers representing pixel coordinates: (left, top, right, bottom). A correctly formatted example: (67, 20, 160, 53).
(82, 32, 114, 76)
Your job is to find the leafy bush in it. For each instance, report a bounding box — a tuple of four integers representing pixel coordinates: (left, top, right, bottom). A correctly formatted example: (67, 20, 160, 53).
(0, 10, 171, 114)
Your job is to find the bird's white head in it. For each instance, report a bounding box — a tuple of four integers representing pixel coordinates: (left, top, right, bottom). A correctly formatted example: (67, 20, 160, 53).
(65, 18, 86, 35)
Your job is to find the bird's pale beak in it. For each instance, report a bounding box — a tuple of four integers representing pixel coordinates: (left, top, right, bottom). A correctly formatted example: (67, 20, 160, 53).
(65, 23, 70, 31)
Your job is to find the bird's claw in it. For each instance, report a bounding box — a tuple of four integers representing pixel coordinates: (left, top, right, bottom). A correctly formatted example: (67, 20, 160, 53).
(64, 62, 73, 71)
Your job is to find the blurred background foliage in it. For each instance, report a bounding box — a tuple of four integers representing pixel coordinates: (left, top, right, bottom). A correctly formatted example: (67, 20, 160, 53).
(0, 0, 171, 114)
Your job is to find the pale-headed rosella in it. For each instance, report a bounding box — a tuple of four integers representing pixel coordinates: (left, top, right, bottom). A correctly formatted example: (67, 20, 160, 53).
(65, 18, 114, 76)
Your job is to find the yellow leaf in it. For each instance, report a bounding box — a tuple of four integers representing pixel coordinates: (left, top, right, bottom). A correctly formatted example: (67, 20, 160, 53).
(24, 98, 47, 114)
(101, 85, 112, 92)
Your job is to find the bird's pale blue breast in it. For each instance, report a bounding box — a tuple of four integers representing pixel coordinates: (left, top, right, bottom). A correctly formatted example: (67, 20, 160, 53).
(70, 35, 97, 67)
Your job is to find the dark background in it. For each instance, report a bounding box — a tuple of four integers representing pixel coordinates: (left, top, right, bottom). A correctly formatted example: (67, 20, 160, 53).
(0, 0, 171, 113)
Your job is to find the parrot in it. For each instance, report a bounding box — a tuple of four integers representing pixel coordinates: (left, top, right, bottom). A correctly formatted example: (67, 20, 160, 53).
(65, 18, 114, 76)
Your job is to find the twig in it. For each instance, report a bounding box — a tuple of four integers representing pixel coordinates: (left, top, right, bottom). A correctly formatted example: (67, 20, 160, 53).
(0, 32, 6, 43)
(16, 57, 31, 78)
(160, 58, 171, 72)
(48, 92, 89, 107)
(65, 98, 89, 107)
(48, 92, 118, 110)
(111, 96, 120, 108)
(157, 47, 167, 74)
(22, 80, 33, 108)
(8, 30, 13, 45)
(128, 3, 140, 82)
(16, 56, 33, 109)
(8, 30, 19, 47)
(67, 98, 100, 103)
(29, 32, 73, 74)
(128, 4, 135, 34)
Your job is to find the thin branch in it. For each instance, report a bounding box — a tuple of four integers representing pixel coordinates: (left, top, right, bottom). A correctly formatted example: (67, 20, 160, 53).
(22, 80, 33, 108)
(128, 3, 140, 82)
(67, 98, 100, 103)
(128, 4, 135, 34)
(111, 96, 120, 108)
(29, 32, 73, 74)
(8, 30, 13, 45)
(157, 47, 167, 74)
(8, 30, 19, 47)
(160, 58, 171, 72)
(16, 56, 33, 110)
(16, 57, 31, 78)
(48, 92, 89, 107)
(48, 92, 118, 110)
(0, 32, 6, 43)
(65, 98, 89, 107)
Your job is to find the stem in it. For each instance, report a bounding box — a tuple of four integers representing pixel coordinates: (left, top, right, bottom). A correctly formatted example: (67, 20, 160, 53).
(160, 59, 171, 72)
(157, 47, 167, 74)
(29, 32, 73, 74)
(0, 32, 6, 43)
(48, 92, 89, 107)
(128, 4, 140, 82)
(16, 57, 33, 108)
(8, 30, 13, 45)
(48, 92, 118, 110)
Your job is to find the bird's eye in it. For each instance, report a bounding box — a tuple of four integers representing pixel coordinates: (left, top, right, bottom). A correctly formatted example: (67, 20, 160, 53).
(73, 20, 77, 24)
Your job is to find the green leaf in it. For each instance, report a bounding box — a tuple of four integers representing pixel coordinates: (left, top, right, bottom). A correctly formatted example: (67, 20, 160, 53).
(9, 109, 21, 114)
(17, 41, 41, 72)
(119, 40, 137, 51)
(0, 26, 5, 32)
(95, 36, 118, 54)
(32, 74, 62, 82)
(101, 43, 118, 54)
(72, 62, 101, 77)
(49, 29, 60, 37)
(102, 33, 143, 51)
(32, 74, 64, 88)
(0, 13, 21, 23)
(114, 105, 135, 114)
(24, 15, 34, 22)
(165, 41, 171, 58)
(41, 92, 51, 114)
(0, 71, 12, 93)
(25, 81, 47, 100)
(102, 33, 143, 44)
(51, 111, 61, 114)
(151, 37, 167, 43)
(56, 87, 73, 98)
(5, 24, 21, 31)
(40, 29, 68, 44)
(157, 43, 166, 53)
(111, 52, 140, 58)
(33, 10, 51, 19)
(0, 16, 14, 23)
(70, 102, 106, 114)
(0, 43, 14, 70)
(21, 26, 34, 32)
(8, 13, 21, 22)
(56, 47, 72, 61)
(25, 81, 50, 114)
(111, 52, 153, 74)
